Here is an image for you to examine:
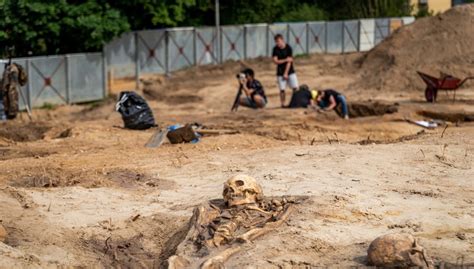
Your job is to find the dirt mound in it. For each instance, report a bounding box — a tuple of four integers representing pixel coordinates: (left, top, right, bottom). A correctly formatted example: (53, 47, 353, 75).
(353, 4, 474, 93)
(0, 122, 51, 142)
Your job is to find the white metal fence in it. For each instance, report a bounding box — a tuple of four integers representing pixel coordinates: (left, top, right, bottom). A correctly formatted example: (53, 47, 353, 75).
(1, 53, 106, 109)
(2, 17, 413, 108)
(107, 17, 414, 81)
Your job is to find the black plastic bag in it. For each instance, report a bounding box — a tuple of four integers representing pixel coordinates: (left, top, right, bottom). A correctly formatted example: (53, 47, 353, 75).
(116, 91, 155, 130)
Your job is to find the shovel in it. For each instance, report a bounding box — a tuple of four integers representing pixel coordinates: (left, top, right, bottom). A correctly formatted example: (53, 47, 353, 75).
(145, 129, 168, 148)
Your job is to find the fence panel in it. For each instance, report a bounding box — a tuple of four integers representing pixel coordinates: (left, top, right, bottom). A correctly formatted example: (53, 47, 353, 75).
(343, 20, 359, 53)
(29, 56, 67, 107)
(221, 25, 245, 61)
(288, 23, 308, 55)
(402, 17, 415, 25)
(359, 19, 375, 51)
(167, 28, 195, 72)
(137, 30, 166, 75)
(375, 18, 390, 45)
(105, 32, 135, 78)
(195, 27, 218, 65)
(326, 21, 343, 53)
(307, 22, 326, 53)
(268, 24, 288, 56)
(244, 24, 267, 59)
(67, 53, 105, 103)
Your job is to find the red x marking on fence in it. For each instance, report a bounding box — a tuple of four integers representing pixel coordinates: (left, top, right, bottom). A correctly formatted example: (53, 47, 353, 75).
(289, 26, 306, 52)
(196, 31, 217, 64)
(137, 33, 165, 70)
(30, 60, 67, 105)
(222, 28, 243, 60)
(309, 24, 325, 51)
(169, 32, 193, 69)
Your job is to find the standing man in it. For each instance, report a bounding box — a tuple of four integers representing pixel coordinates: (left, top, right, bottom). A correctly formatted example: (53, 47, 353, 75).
(272, 34, 298, 107)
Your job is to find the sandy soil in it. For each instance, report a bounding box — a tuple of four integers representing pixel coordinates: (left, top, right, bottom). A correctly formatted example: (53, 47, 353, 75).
(0, 51, 473, 268)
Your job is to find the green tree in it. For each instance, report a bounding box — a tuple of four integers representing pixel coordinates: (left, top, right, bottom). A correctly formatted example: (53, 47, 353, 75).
(0, 0, 130, 57)
(0, 0, 413, 58)
(107, 0, 197, 30)
(318, 0, 411, 19)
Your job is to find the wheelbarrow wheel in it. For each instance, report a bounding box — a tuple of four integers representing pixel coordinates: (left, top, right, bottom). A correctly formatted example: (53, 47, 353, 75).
(425, 87, 437, 103)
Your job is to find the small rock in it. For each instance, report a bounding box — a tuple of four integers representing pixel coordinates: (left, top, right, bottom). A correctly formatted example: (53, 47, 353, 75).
(456, 232, 466, 240)
(0, 224, 6, 242)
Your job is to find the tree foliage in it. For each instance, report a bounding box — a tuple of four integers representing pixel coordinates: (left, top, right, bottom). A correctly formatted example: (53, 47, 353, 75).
(0, 0, 412, 58)
(0, 0, 129, 56)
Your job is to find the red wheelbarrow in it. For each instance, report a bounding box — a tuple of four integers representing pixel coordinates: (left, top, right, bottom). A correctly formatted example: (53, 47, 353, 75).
(417, 71, 474, 103)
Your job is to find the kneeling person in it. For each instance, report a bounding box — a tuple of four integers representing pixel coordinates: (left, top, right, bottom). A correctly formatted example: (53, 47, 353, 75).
(239, 68, 267, 109)
(288, 84, 318, 109)
(316, 89, 349, 119)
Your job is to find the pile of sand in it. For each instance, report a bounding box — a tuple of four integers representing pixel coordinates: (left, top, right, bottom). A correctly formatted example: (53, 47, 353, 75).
(353, 4, 474, 93)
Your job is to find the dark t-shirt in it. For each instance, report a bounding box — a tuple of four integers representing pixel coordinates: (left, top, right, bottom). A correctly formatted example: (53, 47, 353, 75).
(321, 89, 341, 106)
(289, 88, 312, 108)
(247, 79, 267, 102)
(272, 44, 295, 76)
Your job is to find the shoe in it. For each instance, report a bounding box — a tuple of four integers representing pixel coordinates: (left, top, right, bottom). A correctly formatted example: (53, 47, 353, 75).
(344, 115, 349, 120)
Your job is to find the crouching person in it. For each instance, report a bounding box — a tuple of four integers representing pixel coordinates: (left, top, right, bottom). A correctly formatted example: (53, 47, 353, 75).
(288, 84, 317, 109)
(315, 89, 349, 120)
(239, 68, 267, 109)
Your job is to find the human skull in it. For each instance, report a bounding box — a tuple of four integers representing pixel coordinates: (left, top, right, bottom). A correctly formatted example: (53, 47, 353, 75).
(223, 175, 263, 207)
(367, 233, 433, 268)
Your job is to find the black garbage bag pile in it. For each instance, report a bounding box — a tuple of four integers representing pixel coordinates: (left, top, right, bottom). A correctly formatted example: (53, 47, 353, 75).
(116, 91, 155, 130)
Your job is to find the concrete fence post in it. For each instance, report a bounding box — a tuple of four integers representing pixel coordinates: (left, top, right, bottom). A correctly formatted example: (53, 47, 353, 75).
(305, 22, 310, 54)
(357, 20, 361, 52)
(324, 22, 328, 53)
(266, 24, 270, 57)
(342, 22, 345, 54)
(193, 28, 198, 66)
(102, 48, 108, 98)
(243, 26, 247, 59)
(134, 31, 140, 91)
(26, 59, 32, 109)
(165, 30, 169, 75)
(65, 55, 70, 104)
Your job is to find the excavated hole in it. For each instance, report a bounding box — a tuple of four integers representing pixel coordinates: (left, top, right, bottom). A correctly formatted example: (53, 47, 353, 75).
(417, 110, 474, 122)
(0, 122, 51, 142)
(338, 101, 399, 118)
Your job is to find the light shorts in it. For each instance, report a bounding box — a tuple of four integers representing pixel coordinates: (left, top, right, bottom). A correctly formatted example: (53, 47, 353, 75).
(277, 73, 299, 91)
(242, 96, 267, 109)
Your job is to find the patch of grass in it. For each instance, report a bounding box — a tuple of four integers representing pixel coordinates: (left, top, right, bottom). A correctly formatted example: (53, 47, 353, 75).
(295, 53, 310, 59)
(39, 102, 57, 110)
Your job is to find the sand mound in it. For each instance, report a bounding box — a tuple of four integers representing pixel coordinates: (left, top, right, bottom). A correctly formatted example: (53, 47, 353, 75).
(353, 4, 474, 93)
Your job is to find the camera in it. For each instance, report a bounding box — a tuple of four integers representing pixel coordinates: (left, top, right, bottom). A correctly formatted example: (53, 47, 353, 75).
(236, 73, 246, 80)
